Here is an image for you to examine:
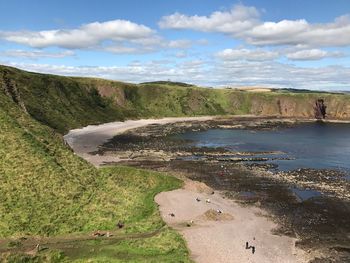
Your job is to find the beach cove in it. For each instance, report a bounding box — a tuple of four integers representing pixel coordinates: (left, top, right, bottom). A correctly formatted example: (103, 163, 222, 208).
(65, 116, 350, 262)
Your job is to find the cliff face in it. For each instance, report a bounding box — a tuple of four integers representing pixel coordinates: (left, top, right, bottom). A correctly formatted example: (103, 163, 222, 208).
(248, 95, 350, 120)
(91, 82, 350, 120)
(1, 65, 350, 133)
(326, 98, 350, 119)
(0, 70, 28, 114)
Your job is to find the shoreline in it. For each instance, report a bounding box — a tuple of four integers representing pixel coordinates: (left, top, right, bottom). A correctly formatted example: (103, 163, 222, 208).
(62, 115, 342, 262)
(64, 115, 350, 167)
(64, 116, 216, 166)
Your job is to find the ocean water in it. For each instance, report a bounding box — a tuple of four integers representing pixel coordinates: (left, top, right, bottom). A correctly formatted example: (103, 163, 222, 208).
(175, 122, 350, 173)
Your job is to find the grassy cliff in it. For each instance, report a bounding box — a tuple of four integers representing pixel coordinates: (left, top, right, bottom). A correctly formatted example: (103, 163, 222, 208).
(1, 65, 350, 134)
(0, 90, 190, 261)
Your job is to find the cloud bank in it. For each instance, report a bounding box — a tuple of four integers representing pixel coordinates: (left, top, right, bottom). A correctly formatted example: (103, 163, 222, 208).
(0, 3, 349, 90)
(160, 5, 350, 48)
(1, 49, 75, 59)
(0, 20, 155, 49)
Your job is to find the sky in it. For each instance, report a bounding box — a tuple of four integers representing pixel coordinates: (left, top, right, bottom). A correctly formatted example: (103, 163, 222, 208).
(1, 0, 350, 90)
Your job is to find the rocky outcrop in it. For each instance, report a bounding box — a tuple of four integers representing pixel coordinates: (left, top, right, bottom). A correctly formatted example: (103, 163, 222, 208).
(1, 71, 28, 114)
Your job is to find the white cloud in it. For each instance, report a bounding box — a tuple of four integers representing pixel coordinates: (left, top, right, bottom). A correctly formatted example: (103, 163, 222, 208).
(211, 60, 350, 90)
(286, 49, 344, 60)
(0, 49, 74, 59)
(0, 19, 203, 54)
(0, 20, 155, 49)
(2, 61, 207, 84)
(103, 45, 155, 54)
(129, 35, 164, 47)
(159, 4, 260, 34)
(175, 51, 187, 58)
(216, 48, 279, 61)
(159, 5, 350, 48)
(245, 15, 350, 47)
(244, 19, 309, 45)
(168, 39, 192, 49)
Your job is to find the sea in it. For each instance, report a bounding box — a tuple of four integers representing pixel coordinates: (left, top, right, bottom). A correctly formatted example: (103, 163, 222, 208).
(175, 122, 350, 175)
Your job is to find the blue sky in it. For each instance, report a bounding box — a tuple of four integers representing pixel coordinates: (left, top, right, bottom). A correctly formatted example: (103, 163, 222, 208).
(1, 0, 350, 90)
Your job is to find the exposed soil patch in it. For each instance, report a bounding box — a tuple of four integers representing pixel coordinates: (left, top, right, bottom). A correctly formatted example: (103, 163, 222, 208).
(199, 209, 234, 221)
(0, 227, 164, 259)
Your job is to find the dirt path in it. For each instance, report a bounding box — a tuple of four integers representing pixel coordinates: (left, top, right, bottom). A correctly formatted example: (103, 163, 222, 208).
(155, 179, 309, 263)
(0, 227, 164, 256)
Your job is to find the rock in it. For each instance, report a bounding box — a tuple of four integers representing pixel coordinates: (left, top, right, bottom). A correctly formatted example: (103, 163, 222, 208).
(117, 221, 124, 229)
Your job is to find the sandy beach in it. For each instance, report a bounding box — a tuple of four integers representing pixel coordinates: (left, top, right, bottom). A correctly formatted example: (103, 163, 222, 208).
(64, 116, 310, 262)
(156, 179, 308, 263)
(64, 116, 350, 166)
(64, 116, 215, 166)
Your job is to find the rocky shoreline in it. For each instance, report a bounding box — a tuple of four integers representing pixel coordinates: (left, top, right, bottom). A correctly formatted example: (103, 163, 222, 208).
(94, 116, 350, 262)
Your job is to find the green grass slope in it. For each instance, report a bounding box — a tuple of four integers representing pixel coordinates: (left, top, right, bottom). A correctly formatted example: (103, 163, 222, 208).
(0, 66, 134, 134)
(0, 92, 190, 262)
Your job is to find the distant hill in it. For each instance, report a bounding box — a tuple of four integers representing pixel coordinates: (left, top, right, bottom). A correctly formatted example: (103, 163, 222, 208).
(140, 80, 195, 87)
(277, 88, 345, 95)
